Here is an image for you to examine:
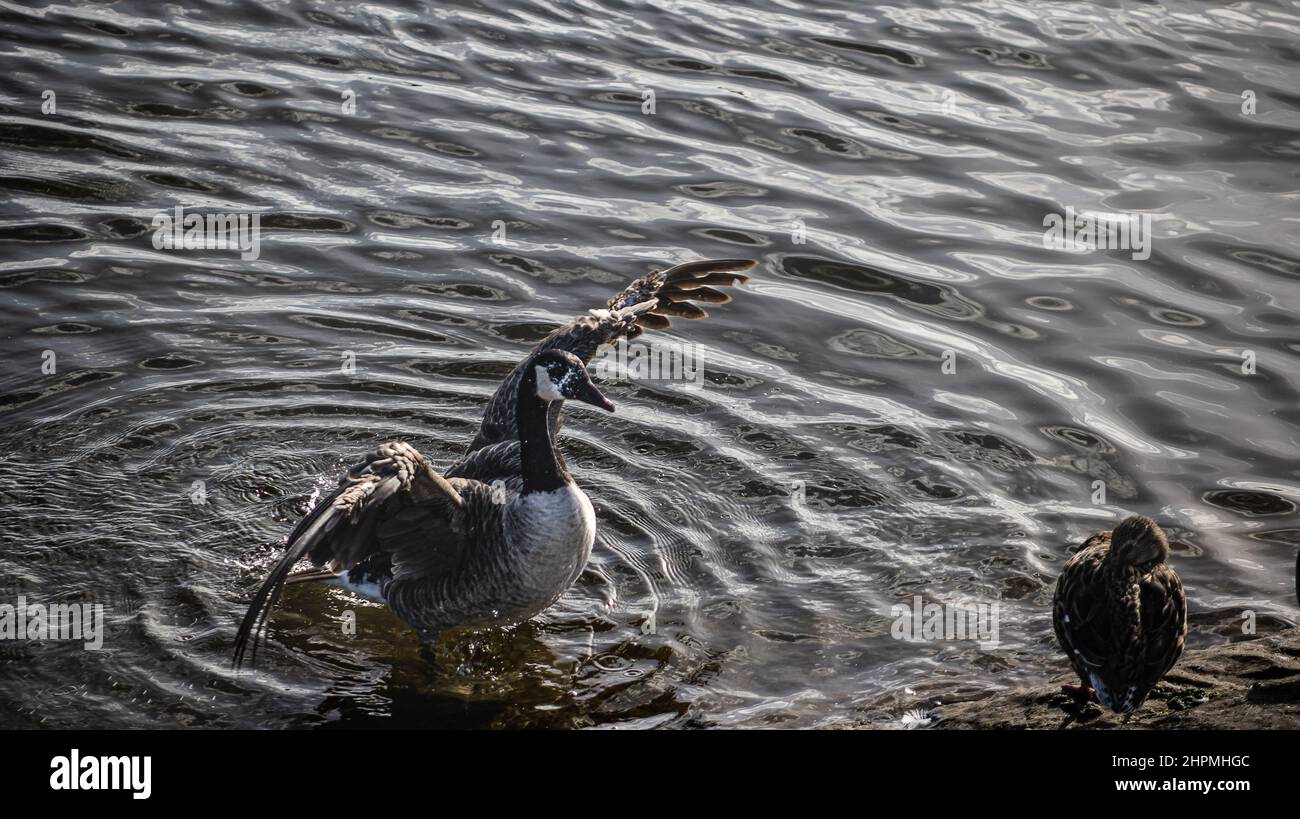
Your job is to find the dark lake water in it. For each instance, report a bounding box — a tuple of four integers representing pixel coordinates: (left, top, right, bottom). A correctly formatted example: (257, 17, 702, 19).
(1, 0, 1298, 729)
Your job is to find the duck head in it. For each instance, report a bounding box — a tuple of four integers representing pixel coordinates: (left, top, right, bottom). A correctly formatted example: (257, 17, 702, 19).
(1111, 515, 1170, 566)
(531, 349, 615, 412)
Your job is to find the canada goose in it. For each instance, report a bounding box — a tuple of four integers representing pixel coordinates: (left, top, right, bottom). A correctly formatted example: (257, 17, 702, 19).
(1052, 515, 1187, 714)
(232, 258, 756, 668)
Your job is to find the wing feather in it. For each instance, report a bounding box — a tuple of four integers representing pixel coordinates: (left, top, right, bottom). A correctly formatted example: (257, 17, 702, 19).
(468, 258, 755, 451)
(1140, 565, 1187, 683)
(1053, 533, 1112, 683)
(232, 442, 472, 668)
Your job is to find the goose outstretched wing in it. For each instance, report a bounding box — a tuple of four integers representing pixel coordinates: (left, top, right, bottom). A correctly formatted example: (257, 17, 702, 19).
(232, 442, 485, 668)
(469, 257, 756, 451)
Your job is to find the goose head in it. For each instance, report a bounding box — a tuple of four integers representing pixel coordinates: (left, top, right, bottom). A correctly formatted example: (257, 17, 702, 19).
(531, 349, 615, 412)
(1111, 515, 1169, 566)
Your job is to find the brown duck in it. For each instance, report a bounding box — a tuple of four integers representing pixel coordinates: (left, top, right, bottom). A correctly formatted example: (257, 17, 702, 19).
(1052, 515, 1187, 713)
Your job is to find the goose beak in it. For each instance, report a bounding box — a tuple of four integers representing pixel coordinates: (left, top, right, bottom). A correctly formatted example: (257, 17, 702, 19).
(572, 381, 615, 413)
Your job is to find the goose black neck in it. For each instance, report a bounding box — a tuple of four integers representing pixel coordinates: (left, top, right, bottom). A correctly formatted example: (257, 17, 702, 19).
(517, 365, 569, 494)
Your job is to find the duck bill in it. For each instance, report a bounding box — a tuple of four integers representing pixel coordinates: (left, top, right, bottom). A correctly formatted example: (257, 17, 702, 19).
(572, 381, 615, 412)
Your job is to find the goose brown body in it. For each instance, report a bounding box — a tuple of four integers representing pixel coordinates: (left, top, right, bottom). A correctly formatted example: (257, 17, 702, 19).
(1052, 515, 1187, 714)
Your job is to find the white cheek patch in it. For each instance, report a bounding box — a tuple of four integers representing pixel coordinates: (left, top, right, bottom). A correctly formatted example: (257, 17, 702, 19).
(535, 365, 564, 401)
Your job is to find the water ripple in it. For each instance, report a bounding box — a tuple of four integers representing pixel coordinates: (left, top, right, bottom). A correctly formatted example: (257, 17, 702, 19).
(1, 0, 1298, 728)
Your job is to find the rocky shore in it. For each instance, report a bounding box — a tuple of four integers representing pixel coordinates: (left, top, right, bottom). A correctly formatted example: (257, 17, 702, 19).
(931, 629, 1300, 729)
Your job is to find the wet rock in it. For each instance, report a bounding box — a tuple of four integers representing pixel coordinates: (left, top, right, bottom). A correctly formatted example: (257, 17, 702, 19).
(930, 629, 1300, 729)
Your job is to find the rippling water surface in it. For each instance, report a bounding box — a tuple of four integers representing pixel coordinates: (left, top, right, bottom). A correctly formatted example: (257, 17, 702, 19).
(2, 0, 1299, 728)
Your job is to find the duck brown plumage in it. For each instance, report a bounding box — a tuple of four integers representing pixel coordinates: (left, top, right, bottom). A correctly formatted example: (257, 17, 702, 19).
(1052, 515, 1187, 714)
